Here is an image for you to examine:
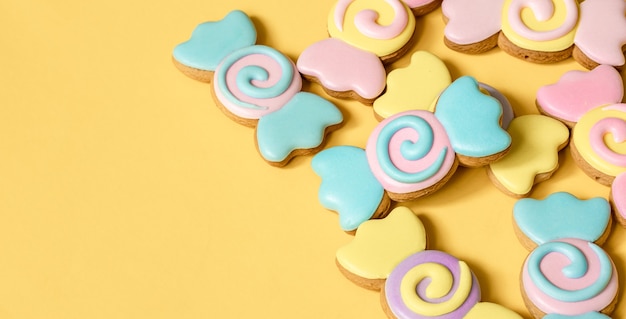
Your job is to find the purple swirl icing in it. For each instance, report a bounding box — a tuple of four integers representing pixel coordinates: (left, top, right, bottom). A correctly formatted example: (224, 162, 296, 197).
(385, 250, 481, 318)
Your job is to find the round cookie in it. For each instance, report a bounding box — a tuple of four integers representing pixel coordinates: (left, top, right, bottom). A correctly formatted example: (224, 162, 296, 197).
(520, 238, 619, 318)
(570, 104, 626, 186)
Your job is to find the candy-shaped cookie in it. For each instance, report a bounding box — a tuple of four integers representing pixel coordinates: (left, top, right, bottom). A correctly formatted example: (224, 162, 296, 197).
(173, 10, 344, 166)
(488, 114, 570, 198)
(381, 250, 523, 319)
(513, 192, 619, 318)
(441, 0, 626, 68)
(298, 0, 441, 104)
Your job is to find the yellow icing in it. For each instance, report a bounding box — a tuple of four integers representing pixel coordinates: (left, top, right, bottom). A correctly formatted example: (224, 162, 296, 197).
(501, 0, 579, 52)
(573, 105, 626, 176)
(464, 302, 524, 319)
(335, 206, 426, 279)
(327, 0, 416, 57)
(373, 51, 451, 118)
(400, 261, 472, 316)
(489, 115, 569, 195)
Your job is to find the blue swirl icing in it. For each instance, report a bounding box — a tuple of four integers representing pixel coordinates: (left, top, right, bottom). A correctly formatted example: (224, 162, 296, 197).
(173, 10, 256, 71)
(544, 312, 612, 319)
(311, 146, 384, 231)
(514, 192, 611, 245)
(528, 241, 613, 303)
(434, 76, 511, 158)
(376, 115, 448, 183)
(257, 92, 342, 163)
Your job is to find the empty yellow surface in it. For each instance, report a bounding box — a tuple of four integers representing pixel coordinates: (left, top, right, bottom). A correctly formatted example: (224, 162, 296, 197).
(0, 1, 624, 318)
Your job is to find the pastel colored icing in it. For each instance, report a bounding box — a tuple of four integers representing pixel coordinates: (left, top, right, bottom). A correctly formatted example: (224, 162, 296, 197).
(513, 192, 611, 245)
(213, 45, 302, 119)
(489, 115, 569, 196)
(480, 83, 514, 129)
(256, 92, 343, 162)
(574, 0, 626, 67)
(442, 0, 504, 45)
(434, 76, 511, 159)
(373, 51, 451, 118)
(173, 10, 257, 71)
(328, 0, 416, 57)
(537, 65, 624, 124)
(365, 110, 456, 195)
(544, 313, 612, 319)
(311, 146, 386, 231)
(501, 0, 579, 52)
(572, 104, 626, 177)
(613, 172, 626, 221)
(464, 302, 524, 319)
(336, 206, 427, 280)
(296, 38, 386, 100)
(384, 250, 481, 319)
(522, 238, 618, 316)
(402, 0, 438, 9)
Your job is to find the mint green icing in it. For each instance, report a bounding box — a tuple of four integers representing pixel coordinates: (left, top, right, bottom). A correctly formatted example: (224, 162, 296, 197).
(544, 312, 611, 319)
(434, 76, 511, 158)
(172, 10, 256, 71)
(528, 241, 613, 302)
(256, 92, 342, 162)
(311, 146, 384, 231)
(514, 192, 611, 245)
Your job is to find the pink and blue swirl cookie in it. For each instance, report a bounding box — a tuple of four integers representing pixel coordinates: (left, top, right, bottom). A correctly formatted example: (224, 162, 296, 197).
(514, 192, 619, 318)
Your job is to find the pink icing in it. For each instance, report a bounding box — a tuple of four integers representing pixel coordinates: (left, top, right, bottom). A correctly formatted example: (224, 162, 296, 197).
(589, 117, 626, 167)
(536, 65, 624, 123)
(442, 0, 504, 45)
(296, 38, 386, 100)
(334, 0, 409, 40)
(214, 53, 302, 119)
(522, 238, 618, 316)
(507, 0, 579, 42)
(365, 110, 456, 194)
(574, 0, 626, 67)
(613, 173, 626, 220)
(401, 0, 437, 9)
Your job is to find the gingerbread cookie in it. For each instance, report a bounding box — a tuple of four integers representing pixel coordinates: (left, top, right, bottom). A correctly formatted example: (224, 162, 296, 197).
(442, 0, 626, 68)
(513, 193, 619, 318)
(173, 10, 344, 166)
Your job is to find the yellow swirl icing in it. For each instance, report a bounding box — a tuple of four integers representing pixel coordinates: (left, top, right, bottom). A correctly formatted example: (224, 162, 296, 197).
(573, 105, 626, 177)
(501, 0, 579, 52)
(327, 0, 416, 57)
(400, 261, 472, 316)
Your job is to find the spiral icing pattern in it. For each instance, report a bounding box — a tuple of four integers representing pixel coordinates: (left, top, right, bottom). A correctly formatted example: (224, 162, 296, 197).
(365, 110, 456, 195)
(213, 45, 302, 120)
(384, 250, 480, 319)
(522, 238, 618, 316)
(572, 104, 626, 178)
(328, 0, 416, 57)
(502, 0, 579, 51)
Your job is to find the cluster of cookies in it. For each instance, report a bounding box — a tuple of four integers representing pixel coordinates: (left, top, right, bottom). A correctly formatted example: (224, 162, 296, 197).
(172, 1, 626, 318)
(442, 0, 626, 69)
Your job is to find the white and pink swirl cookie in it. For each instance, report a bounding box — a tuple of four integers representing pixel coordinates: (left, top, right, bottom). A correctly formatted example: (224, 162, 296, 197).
(381, 250, 523, 319)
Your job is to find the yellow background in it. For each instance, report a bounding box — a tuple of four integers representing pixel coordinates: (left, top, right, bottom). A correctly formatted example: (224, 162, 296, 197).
(1, 0, 624, 318)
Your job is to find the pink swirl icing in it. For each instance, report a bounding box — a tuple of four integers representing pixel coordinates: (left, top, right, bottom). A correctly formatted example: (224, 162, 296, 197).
(522, 238, 618, 315)
(334, 0, 409, 40)
(589, 117, 626, 167)
(365, 110, 456, 195)
(507, 0, 579, 41)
